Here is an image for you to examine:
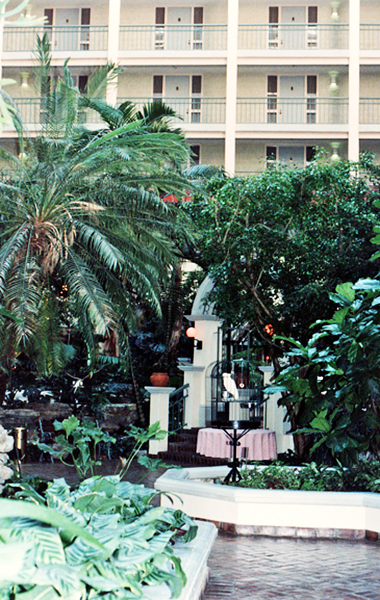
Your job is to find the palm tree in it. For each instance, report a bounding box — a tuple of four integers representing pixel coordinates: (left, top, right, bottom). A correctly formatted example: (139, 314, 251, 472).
(0, 34, 193, 384)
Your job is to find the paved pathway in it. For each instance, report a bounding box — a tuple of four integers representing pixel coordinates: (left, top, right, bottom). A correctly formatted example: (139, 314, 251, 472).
(203, 534, 380, 600)
(19, 462, 380, 599)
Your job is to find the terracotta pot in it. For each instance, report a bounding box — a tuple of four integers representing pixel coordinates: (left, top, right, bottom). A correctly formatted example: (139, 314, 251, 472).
(150, 372, 170, 387)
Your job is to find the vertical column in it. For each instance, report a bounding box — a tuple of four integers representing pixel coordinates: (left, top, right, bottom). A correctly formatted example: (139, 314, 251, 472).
(348, 0, 360, 161)
(224, 0, 239, 175)
(106, 0, 121, 106)
(145, 386, 175, 455)
(259, 366, 294, 454)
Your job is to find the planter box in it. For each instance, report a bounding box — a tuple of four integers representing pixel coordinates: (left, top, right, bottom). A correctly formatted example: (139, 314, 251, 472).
(155, 466, 380, 541)
(144, 521, 217, 600)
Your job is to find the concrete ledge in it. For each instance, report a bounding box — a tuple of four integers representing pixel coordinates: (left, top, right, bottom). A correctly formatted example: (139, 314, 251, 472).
(144, 521, 217, 600)
(155, 466, 380, 539)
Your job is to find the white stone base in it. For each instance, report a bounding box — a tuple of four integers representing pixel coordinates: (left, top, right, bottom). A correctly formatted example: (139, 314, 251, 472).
(155, 466, 380, 540)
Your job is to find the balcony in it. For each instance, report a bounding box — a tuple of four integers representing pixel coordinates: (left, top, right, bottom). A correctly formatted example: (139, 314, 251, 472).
(236, 98, 348, 126)
(238, 24, 348, 51)
(11, 98, 103, 127)
(361, 25, 380, 50)
(123, 97, 226, 125)
(119, 24, 227, 52)
(360, 98, 380, 129)
(3, 25, 108, 54)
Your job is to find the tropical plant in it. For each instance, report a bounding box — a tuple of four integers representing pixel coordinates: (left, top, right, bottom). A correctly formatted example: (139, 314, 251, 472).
(0, 34, 194, 386)
(180, 154, 379, 364)
(0, 474, 197, 598)
(266, 280, 380, 465)
(36, 416, 168, 481)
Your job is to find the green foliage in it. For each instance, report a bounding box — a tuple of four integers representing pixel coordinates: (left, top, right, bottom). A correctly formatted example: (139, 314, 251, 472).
(0, 475, 197, 598)
(266, 280, 380, 465)
(0, 35, 195, 379)
(36, 417, 168, 481)
(226, 458, 380, 492)
(181, 157, 379, 357)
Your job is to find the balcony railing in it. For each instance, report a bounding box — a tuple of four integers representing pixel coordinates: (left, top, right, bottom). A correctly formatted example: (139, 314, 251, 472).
(7, 96, 356, 128)
(119, 24, 227, 52)
(237, 97, 348, 125)
(360, 25, 380, 50)
(123, 97, 226, 124)
(238, 23, 348, 50)
(360, 98, 380, 124)
(12, 98, 103, 125)
(3, 25, 108, 53)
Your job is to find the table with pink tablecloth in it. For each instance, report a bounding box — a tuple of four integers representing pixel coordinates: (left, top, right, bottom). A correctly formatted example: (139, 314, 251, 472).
(196, 428, 277, 460)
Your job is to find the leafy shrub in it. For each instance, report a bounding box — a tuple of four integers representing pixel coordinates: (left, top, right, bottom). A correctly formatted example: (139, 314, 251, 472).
(225, 458, 380, 492)
(0, 474, 197, 599)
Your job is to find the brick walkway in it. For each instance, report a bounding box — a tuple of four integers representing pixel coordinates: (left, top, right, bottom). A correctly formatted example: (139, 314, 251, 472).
(18, 462, 380, 600)
(203, 534, 380, 600)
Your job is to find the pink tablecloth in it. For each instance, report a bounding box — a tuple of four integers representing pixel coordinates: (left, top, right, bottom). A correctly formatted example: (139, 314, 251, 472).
(196, 428, 277, 460)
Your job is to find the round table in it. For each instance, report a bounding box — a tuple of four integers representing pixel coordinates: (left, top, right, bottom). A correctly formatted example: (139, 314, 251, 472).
(196, 428, 277, 461)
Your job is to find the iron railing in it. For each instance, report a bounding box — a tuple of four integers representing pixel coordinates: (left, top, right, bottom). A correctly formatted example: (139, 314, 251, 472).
(169, 384, 189, 434)
(360, 25, 380, 50)
(238, 23, 348, 50)
(11, 98, 104, 125)
(237, 97, 348, 125)
(3, 25, 108, 53)
(121, 96, 226, 124)
(360, 98, 380, 124)
(119, 24, 227, 51)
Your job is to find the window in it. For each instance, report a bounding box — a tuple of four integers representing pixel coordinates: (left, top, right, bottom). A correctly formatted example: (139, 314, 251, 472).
(155, 7, 165, 49)
(268, 7, 279, 48)
(306, 75, 317, 124)
(190, 145, 200, 165)
(307, 6, 318, 48)
(306, 146, 316, 163)
(80, 8, 91, 51)
(266, 146, 277, 166)
(191, 76, 202, 123)
(267, 76, 278, 123)
(193, 7, 203, 49)
(153, 75, 163, 96)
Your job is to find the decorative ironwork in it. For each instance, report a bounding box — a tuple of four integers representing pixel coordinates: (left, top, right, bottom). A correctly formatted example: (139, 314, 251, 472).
(210, 359, 265, 429)
(169, 384, 189, 434)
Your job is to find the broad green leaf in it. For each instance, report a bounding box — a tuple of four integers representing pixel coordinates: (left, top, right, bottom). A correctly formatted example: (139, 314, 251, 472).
(0, 500, 106, 553)
(14, 585, 60, 600)
(335, 282, 354, 303)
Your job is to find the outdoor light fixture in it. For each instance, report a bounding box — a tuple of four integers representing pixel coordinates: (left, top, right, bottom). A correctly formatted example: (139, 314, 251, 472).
(329, 70, 339, 93)
(20, 72, 30, 89)
(330, 1, 340, 22)
(186, 326, 203, 350)
(331, 141, 341, 161)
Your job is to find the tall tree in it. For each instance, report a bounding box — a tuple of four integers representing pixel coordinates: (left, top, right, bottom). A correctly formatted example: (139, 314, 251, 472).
(0, 35, 193, 381)
(181, 155, 379, 363)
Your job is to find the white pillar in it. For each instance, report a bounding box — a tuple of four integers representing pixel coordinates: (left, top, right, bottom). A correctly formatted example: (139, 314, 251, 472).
(348, 0, 360, 161)
(259, 366, 294, 454)
(106, 0, 121, 106)
(145, 386, 175, 455)
(179, 365, 205, 428)
(182, 315, 222, 428)
(224, 0, 238, 175)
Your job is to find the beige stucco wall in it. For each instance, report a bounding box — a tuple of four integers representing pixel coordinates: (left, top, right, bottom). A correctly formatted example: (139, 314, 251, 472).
(239, 2, 346, 25)
(361, 1, 380, 23)
(188, 138, 224, 168)
(361, 71, 380, 97)
(120, 3, 227, 25)
(236, 140, 266, 172)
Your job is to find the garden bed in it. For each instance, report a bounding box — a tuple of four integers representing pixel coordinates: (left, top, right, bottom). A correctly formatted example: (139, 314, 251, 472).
(155, 466, 380, 540)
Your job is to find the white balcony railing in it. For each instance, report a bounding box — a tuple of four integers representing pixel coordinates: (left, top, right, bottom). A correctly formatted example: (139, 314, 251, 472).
(361, 25, 380, 50)
(123, 97, 226, 124)
(237, 97, 348, 125)
(3, 25, 108, 53)
(239, 23, 348, 51)
(119, 24, 227, 52)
